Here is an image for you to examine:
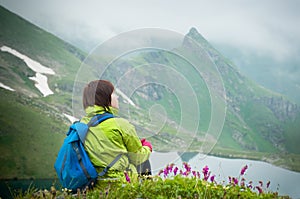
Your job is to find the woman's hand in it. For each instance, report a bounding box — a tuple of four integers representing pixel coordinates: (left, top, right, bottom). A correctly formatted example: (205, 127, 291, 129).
(141, 138, 153, 152)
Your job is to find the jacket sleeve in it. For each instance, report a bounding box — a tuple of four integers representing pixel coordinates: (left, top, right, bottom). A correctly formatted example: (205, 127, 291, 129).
(117, 118, 151, 166)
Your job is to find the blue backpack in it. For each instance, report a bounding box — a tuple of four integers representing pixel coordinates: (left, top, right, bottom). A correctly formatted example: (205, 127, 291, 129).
(54, 113, 122, 191)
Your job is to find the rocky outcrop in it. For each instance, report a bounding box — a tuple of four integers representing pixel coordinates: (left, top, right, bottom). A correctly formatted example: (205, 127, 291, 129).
(259, 97, 299, 121)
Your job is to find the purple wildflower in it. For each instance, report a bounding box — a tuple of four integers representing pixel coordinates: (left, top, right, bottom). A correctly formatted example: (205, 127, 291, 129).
(204, 171, 211, 181)
(124, 171, 131, 183)
(197, 171, 201, 178)
(173, 167, 178, 176)
(179, 169, 183, 175)
(233, 177, 238, 185)
(259, 181, 263, 187)
(256, 186, 263, 194)
(210, 175, 215, 183)
(247, 181, 253, 189)
(183, 162, 191, 173)
(168, 163, 175, 172)
(158, 169, 163, 176)
(240, 178, 245, 187)
(240, 181, 245, 187)
(192, 171, 197, 177)
(202, 165, 209, 176)
(266, 181, 270, 188)
(163, 168, 169, 177)
(202, 166, 210, 181)
(240, 165, 248, 175)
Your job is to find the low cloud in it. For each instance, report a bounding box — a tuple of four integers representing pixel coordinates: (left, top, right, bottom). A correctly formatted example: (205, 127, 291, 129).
(1, 0, 299, 59)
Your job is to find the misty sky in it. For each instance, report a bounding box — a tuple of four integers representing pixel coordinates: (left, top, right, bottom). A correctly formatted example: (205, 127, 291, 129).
(0, 0, 300, 60)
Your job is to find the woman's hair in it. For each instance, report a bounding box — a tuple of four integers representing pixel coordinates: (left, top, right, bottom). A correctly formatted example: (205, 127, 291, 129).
(82, 80, 114, 110)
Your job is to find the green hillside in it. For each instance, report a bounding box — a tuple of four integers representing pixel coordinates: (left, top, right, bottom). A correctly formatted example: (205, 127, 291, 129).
(86, 28, 300, 171)
(0, 6, 84, 179)
(0, 6, 85, 111)
(0, 89, 66, 179)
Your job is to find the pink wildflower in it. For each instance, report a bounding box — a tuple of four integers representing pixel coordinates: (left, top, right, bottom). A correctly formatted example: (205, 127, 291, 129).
(202, 165, 209, 176)
(158, 169, 163, 176)
(240, 165, 248, 175)
(202, 165, 210, 181)
(266, 181, 270, 188)
(232, 177, 238, 185)
(240, 181, 245, 187)
(179, 169, 183, 175)
(124, 171, 131, 183)
(197, 171, 201, 178)
(256, 186, 263, 194)
(168, 163, 175, 172)
(192, 171, 197, 177)
(247, 181, 253, 189)
(204, 171, 211, 181)
(240, 178, 245, 187)
(183, 162, 191, 172)
(210, 175, 215, 183)
(173, 167, 178, 176)
(163, 168, 169, 177)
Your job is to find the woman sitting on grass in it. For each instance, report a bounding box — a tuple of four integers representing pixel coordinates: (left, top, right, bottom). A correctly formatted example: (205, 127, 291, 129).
(81, 80, 152, 185)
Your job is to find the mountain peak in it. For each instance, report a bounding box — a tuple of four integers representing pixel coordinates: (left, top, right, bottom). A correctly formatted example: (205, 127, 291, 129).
(186, 27, 207, 42)
(182, 27, 211, 51)
(188, 27, 200, 35)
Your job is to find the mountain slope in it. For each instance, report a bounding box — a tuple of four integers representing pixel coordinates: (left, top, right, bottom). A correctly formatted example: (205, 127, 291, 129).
(0, 89, 66, 179)
(178, 28, 300, 155)
(0, 6, 85, 111)
(94, 27, 300, 160)
(0, 6, 85, 179)
(214, 44, 300, 104)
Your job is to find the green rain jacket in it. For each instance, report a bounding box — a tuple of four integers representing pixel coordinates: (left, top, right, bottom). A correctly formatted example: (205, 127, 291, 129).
(80, 105, 151, 181)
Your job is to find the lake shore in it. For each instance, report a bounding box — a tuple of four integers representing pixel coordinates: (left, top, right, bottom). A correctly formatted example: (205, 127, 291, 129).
(207, 148, 300, 173)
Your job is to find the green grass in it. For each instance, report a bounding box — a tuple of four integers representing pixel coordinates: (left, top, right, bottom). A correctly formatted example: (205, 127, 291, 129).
(0, 89, 66, 179)
(0, 5, 85, 99)
(15, 162, 291, 199)
(283, 114, 300, 154)
(239, 101, 280, 152)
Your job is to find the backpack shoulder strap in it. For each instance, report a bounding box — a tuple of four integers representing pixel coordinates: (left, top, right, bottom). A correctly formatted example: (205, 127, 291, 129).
(98, 154, 123, 177)
(78, 112, 114, 143)
(87, 112, 114, 127)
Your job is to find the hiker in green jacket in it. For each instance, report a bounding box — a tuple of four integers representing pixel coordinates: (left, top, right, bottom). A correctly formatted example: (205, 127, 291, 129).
(80, 80, 152, 184)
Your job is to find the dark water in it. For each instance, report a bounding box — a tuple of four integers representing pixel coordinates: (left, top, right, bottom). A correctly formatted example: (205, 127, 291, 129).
(0, 179, 59, 199)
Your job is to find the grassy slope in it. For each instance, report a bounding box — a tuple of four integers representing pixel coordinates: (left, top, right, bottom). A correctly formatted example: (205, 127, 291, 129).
(0, 6, 85, 111)
(0, 6, 84, 179)
(0, 89, 67, 179)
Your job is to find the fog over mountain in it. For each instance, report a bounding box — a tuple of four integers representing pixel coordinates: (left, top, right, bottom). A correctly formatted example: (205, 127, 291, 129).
(0, 0, 299, 57)
(1, 0, 300, 102)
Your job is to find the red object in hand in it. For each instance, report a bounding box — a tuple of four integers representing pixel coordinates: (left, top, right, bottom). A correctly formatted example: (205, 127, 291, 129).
(141, 138, 153, 152)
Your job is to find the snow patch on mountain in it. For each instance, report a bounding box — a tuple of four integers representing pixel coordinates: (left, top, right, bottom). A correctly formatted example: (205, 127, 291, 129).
(0, 45, 55, 97)
(63, 113, 79, 123)
(29, 73, 54, 96)
(0, 82, 15, 91)
(116, 88, 137, 107)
